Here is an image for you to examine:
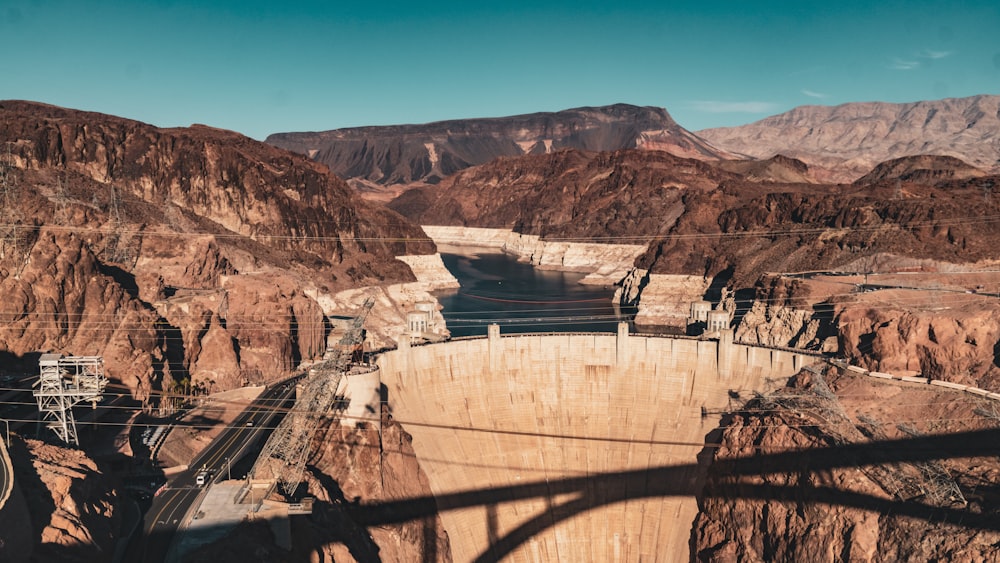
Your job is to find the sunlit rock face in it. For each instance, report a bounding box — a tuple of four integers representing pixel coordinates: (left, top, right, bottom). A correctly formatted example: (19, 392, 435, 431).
(0, 100, 436, 398)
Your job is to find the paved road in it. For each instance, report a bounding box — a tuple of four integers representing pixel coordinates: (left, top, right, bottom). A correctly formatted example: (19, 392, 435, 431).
(130, 377, 299, 563)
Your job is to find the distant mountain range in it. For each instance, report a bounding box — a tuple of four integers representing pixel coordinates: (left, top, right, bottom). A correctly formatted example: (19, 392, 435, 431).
(698, 94, 1000, 182)
(266, 104, 732, 199)
(269, 95, 1000, 191)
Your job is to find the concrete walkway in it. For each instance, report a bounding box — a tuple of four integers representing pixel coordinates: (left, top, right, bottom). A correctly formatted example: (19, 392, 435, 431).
(171, 480, 290, 560)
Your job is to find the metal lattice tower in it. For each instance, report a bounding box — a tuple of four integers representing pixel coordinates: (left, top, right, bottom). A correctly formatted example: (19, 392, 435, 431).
(33, 354, 108, 446)
(248, 296, 375, 497)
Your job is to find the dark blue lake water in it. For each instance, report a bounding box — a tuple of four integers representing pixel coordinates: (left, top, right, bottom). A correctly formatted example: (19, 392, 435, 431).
(435, 249, 635, 337)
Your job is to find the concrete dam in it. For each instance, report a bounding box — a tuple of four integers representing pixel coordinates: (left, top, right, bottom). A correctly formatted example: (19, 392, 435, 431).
(376, 325, 817, 562)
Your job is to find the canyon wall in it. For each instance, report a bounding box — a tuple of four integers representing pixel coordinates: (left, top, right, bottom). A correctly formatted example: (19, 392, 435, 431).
(1, 437, 122, 563)
(0, 100, 438, 399)
(694, 368, 1000, 561)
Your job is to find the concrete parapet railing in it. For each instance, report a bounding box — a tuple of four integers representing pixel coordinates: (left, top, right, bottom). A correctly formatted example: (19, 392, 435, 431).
(148, 425, 173, 461)
(832, 360, 1000, 403)
(0, 437, 12, 512)
(930, 380, 969, 391)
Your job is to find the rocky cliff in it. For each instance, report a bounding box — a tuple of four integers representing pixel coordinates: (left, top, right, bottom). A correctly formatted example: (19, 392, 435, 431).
(389, 145, 1000, 333)
(2, 437, 122, 563)
(266, 104, 731, 198)
(694, 369, 1000, 562)
(698, 94, 1000, 182)
(854, 154, 987, 186)
(0, 100, 436, 401)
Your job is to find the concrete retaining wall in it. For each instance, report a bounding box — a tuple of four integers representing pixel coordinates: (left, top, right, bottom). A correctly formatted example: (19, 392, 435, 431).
(832, 362, 1000, 403)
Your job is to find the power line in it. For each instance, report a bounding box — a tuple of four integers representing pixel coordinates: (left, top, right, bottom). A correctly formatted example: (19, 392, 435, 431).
(2, 209, 1000, 245)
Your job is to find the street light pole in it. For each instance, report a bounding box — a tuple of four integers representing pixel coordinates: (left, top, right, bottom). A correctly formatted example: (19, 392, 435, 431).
(225, 457, 231, 481)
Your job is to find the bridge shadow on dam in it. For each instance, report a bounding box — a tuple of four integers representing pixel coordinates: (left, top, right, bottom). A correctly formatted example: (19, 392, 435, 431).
(340, 426, 1000, 562)
(142, 427, 1000, 562)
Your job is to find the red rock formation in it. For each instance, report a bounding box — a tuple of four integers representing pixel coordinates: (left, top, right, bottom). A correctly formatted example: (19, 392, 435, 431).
(267, 103, 732, 196)
(0, 229, 163, 403)
(837, 301, 1000, 387)
(5, 437, 122, 563)
(854, 154, 987, 186)
(694, 371, 1000, 562)
(0, 100, 436, 400)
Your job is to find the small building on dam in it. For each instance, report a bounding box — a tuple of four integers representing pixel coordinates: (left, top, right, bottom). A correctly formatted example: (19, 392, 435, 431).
(374, 324, 818, 562)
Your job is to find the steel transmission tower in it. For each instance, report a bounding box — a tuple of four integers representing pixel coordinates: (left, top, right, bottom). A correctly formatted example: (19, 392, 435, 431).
(248, 296, 375, 497)
(33, 354, 108, 445)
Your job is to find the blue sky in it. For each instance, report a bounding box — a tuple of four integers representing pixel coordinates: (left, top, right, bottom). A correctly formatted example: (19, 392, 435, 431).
(1, 0, 997, 139)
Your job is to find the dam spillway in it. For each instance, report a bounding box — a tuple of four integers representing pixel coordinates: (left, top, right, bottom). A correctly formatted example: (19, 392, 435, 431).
(376, 326, 816, 562)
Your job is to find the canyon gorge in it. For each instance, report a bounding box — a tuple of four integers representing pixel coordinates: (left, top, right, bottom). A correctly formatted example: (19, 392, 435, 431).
(1, 96, 999, 561)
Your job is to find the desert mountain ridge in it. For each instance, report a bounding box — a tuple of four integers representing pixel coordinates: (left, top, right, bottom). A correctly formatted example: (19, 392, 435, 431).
(266, 103, 735, 199)
(698, 94, 1000, 183)
(0, 99, 437, 404)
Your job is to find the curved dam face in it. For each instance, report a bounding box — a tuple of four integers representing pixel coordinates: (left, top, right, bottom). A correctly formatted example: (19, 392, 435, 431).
(376, 327, 815, 561)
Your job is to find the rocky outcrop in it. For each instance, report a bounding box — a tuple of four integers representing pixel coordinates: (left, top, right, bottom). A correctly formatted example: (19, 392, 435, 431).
(732, 275, 837, 351)
(698, 94, 1000, 182)
(836, 300, 1000, 388)
(615, 269, 708, 330)
(267, 104, 732, 197)
(0, 230, 163, 403)
(854, 155, 986, 186)
(0, 100, 440, 399)
(391, 149, 724, 241)
(393, 254, 461, 291)
(714, 154, 816, 184)
(694, 370, 1000, 562)
(303, 412, 452, 562)
(5, 438, 121, 563)
(0, 100, 433, 276)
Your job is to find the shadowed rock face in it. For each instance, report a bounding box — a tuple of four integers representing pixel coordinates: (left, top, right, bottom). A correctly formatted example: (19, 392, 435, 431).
(4, 438, 122, 563)
(694, 370, 1000, 562)
(0, 100, 435, 399)
(389, 148, 734, 238)
(266, 104, 731, 194)
(181, 409, 452, 563)
(698, 94, 1000, 183)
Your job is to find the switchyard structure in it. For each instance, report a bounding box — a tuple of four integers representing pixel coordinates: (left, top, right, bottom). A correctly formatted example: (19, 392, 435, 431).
(246, 296, 375, 498)
(33, 354, 107, 445)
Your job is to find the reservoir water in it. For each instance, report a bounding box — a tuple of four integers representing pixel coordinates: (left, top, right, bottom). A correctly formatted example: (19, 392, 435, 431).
(435, 248, 635, 337)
